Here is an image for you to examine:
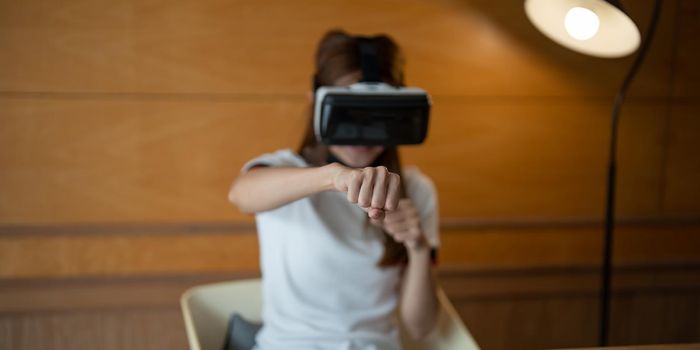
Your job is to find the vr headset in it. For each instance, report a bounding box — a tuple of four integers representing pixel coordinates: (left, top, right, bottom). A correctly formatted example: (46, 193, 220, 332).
(313, 37, 431, 146)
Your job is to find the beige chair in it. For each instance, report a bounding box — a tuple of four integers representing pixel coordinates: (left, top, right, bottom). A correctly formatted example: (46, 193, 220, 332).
(181, 278, 480, 350)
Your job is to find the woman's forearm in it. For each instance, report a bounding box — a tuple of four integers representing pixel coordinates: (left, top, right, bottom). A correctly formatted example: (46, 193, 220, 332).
(400, 244, 440, 340)
(228, 163, 339, 214)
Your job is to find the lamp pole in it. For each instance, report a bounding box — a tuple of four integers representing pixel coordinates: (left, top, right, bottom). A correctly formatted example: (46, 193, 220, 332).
(599, 0, 662, 345)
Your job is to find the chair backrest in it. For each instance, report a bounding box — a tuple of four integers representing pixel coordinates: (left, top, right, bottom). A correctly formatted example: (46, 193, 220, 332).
(180, 278, 480, 350)
(181, 279, 262, 350)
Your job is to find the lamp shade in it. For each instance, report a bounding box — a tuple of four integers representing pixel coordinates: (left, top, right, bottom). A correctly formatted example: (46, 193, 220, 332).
(525, 0, 641, 57)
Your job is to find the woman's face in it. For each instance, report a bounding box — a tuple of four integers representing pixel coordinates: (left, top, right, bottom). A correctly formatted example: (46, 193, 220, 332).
(326, 71, 385, 168)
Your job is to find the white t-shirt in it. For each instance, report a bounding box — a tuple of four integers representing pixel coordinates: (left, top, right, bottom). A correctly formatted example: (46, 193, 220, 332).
(241, 148, 440, 350)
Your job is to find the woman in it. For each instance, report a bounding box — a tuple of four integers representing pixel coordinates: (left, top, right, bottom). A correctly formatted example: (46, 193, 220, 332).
(228, 29, 440, 350)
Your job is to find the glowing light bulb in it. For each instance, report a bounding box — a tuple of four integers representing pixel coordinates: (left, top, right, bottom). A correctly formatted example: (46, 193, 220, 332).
(564, 7, 600, 40)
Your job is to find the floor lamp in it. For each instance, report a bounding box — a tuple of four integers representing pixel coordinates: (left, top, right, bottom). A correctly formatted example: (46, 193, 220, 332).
(524, 0, 662, 346)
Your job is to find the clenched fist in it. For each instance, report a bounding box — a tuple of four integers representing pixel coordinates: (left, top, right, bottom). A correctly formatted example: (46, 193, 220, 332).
(330, 163, 401, 220)
(371, 198, 428, 251)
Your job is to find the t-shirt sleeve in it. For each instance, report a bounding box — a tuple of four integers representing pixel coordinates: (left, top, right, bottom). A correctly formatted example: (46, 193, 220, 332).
(403, 167, 440, 250)
(240, 149, 307, 174)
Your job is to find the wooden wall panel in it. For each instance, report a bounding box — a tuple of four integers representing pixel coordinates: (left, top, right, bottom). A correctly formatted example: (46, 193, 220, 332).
(405, 100, 668, 218)
(0, 97, 308, 224)
(457, 296, 599, 350)
(1, 265, 698, 350)
(663, 105, 700, 215)
(1, 224, 699, 279)
(0, 232, 259, 278)
(456, 292, 700, 350)
(0, 309, 188, 350)
(444, 265, 700, 350)
(0, 0, 676, 98)
(0, 0, 692, 226)
(673, 0, 700, 98)
(0, 98, 670, 223)
(611, 293, 700, 346)
(440, 224, 700, 270)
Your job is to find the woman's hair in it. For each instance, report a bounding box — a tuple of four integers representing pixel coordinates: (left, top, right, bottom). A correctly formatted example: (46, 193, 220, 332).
(297, 29, 409, 267)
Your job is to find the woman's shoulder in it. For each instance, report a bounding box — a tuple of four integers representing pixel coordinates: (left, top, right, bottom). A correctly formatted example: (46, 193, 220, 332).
(401, 165, 433, 184)
(401, 165, 437, 199)
(265, 148, 307, 164)
(241, 148, 308, 173)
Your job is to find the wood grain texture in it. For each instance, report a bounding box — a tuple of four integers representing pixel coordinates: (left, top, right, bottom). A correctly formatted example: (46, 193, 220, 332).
(0, 98, 673, 223)
(0, 309, 188, 350)
(662, 105, 700, 216)
(0, 0, 694, 225)
(673, 0, 700, 98)
(1, 223, 699, 279)
(0, 273, 244, 313)
(0, 265, 698, 350)
(439, 224, 700, 270)
(404, 99, 668, 218)
(458, 294, 700, 350)
(0, 232, 259, 278)
(0, 0, 676, 97)
(0, 97, 307, 224)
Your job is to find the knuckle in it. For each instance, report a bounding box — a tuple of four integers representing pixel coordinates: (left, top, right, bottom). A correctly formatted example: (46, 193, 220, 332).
(390, 173, 401, 185)
(350, 170, 363, 181)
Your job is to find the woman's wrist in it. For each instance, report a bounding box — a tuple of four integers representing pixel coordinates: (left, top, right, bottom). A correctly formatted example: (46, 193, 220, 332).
(319, 162, 344, 192)
(406, 234, 431, 257)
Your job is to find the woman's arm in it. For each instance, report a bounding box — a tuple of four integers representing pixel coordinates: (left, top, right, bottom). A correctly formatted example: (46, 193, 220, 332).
(400, 241, 439, 340)
(229, 164, 338, 213)
(373, 199, 439, 339)
(228, 163, 401, 217)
